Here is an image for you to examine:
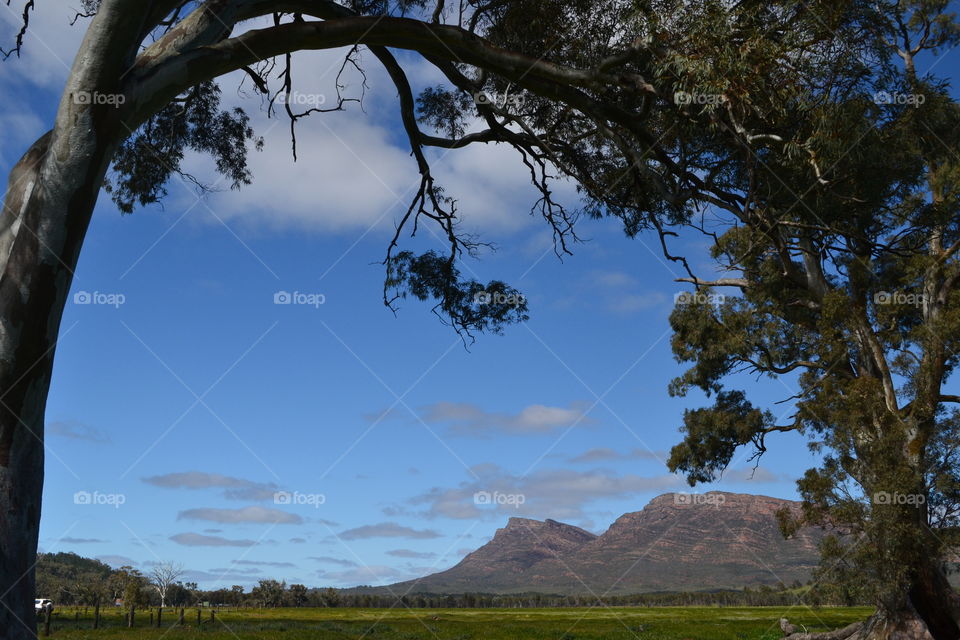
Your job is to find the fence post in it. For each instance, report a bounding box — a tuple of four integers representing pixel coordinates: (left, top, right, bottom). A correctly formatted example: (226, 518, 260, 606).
(93, 600, 100, 629)
(127, 605, 135, 628)
(157, 607, 162, 627)
(43, 606, 51, 636)
(178, 607, 185, 625)
(197, 607, 201, 627)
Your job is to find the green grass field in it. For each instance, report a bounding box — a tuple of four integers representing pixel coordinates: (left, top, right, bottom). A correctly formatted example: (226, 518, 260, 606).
(39, 605, 873, 639)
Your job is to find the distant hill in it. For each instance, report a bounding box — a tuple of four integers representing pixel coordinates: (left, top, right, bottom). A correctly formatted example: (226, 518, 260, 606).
(35, 552, 115, 599)
(37, 552, 114, 579)
(384, 492, 825, 595)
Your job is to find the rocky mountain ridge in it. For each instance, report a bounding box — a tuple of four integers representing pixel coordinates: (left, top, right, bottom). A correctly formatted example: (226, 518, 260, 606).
(386, 492, 824, 595)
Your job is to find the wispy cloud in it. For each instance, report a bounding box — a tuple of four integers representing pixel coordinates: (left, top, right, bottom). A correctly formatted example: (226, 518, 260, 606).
(552, 270, 669, 315)
(719, 467, 783, 483)
(567, 447, 666, 464)
(208, 567, 262, 575)
(177, 506, 302, 525)
(386, 549, 437, 559)
(316, 565, 416, 587)
(308, 556, 359, 567)
(60, 536, 107, 544)
(409, 463, 684, 521)
(47, 420, 110, 443)
(96, 555, 137, 567)
(170, 533, 258, 547)
(339, 522, 442, 540)
(234, 559, 296, 568)
(420, 402, 596, 436)
(183, 568, 264, 582)
(142, 471, 279, 501)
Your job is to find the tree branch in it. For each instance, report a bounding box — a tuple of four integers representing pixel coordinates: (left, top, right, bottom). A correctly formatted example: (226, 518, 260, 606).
(675, 277, 750, 288)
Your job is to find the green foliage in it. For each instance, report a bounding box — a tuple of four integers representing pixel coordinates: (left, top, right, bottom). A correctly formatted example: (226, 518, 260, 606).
(35, 552, 113, 606)
(416, 87, 474, 139)
(105, 81, 258, 213)
(251, 579, 287, 607)
(385, 250, 529, 338)
(566, 0, 960, 611)
(288, 584, 308, 607)
(668, 391, 774, 485)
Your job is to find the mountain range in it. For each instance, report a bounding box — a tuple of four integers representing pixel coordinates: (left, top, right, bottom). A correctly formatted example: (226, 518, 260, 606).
(384, 492, 825, 595)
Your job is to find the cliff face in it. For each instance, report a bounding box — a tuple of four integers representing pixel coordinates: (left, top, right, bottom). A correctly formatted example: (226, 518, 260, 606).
(555, 492, 823, 593)
(389, 492, 824, 595)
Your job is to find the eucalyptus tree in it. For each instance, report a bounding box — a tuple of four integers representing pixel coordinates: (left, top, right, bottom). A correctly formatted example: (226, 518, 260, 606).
(0, 0, 958, 638)
(149, 561, 184, 607)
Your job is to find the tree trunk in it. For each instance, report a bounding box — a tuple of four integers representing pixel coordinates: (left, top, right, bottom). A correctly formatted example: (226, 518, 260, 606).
(0, 132, 58, 640)
(0, 98, 125, 640)
(898, 559, 960, 640)
(0, 4, 149, 637)
(784, 561, 960, 640)
(0, 127, 111, 638)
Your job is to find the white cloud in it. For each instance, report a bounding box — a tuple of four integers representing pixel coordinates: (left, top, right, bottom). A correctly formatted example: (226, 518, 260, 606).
(0, 10, 578, 242)
(424, 140, 578, 234)
(188, 105, 571, 236)
(166, 44, 578, 236)
(193, 107, 415, 233)
(0, 4, 84, 89)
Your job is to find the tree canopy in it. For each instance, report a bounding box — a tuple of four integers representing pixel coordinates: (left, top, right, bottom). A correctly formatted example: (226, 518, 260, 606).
(4, 0, 960, 638)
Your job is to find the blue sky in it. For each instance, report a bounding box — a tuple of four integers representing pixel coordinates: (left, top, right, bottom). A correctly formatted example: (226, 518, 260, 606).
(4, 4, 957, 590)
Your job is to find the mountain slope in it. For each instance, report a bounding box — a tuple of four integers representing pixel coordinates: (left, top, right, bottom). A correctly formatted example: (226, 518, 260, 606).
(389, 492, 824, 595)
(394, 517, 597, 593)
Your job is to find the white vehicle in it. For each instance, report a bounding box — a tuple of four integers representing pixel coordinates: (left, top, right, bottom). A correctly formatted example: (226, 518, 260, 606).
(34, 599, 53, 614)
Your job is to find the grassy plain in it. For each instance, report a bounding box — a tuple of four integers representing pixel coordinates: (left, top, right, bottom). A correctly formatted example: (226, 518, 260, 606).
(40, 605, 873, 639)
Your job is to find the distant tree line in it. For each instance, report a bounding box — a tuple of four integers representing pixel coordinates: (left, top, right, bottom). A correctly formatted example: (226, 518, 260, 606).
(36, 554, 199, 608)
(335, 581, 872, 609)
(37, 553, 878, 610)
